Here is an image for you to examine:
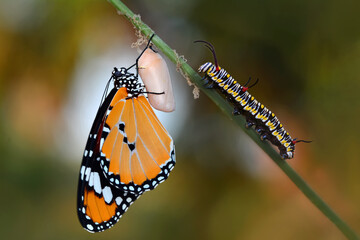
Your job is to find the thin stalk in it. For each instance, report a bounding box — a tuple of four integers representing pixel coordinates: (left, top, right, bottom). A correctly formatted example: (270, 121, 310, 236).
(108, 0, 359, 239)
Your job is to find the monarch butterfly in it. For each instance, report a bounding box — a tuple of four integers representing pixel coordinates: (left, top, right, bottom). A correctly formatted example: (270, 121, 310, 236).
(195, 40, 310, 159)
(77, 34, 176, 233)
(138, 47, 175, 112)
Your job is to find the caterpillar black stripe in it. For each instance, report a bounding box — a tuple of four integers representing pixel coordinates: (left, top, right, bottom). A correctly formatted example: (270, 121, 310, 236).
(195, 40, 311, 159)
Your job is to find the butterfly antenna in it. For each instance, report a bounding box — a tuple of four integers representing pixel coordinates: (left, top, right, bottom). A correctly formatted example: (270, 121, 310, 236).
(137, 33, 155, 61)
(127, 34, 156, 72)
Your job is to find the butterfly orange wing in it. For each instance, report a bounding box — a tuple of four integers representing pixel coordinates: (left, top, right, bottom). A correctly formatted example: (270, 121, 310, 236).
(77, 88, 139, 233)
(78, 87, 175, 232)
(99, 89, 175, 195)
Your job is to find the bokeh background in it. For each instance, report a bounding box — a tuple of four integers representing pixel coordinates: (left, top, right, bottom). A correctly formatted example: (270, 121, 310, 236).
(1, 0, 360, 239)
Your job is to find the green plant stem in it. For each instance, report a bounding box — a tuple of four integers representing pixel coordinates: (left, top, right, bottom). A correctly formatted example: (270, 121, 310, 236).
(109, 1, 358, 239)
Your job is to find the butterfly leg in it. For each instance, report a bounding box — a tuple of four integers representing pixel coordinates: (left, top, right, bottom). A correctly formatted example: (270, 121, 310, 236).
(133, 34, 156, 77)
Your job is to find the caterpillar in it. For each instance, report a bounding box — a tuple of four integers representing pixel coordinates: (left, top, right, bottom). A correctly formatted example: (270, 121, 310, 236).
(195, 40, 310, 159)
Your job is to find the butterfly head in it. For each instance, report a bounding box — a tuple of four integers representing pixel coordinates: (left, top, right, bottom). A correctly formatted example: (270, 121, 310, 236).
(112, 67, 144, 97)
(112, 67, 128, 78)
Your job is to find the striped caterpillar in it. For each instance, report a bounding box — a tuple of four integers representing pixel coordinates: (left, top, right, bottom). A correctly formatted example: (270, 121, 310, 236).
(195, 40, 310, 159)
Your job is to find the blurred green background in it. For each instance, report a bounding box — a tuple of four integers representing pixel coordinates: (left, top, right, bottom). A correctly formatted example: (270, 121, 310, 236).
(1, 0, 359, 239)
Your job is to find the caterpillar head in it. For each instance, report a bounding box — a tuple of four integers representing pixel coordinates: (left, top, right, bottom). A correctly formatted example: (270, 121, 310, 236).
(198, 62, 217, 74)
(284, 144, 295, 159)
(283, 139, 312, 159)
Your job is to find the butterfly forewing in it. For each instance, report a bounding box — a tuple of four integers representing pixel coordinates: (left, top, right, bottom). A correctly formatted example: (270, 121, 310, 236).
(77, 88, 140, 232)
(99, 90, 175, 195)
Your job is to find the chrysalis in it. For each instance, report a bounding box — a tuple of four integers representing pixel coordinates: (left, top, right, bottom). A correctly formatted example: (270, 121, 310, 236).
(139, 48, 175, 112)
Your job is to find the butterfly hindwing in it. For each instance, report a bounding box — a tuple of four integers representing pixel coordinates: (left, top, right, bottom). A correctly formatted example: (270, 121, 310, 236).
(78, 157, 139, 232)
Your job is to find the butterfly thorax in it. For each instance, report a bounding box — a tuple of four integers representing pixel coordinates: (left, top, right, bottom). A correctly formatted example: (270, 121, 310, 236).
(112, 67, 145, 98)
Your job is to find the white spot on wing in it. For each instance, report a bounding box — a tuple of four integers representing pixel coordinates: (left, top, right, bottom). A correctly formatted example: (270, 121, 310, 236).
(89, 172, 94, 187)
(87, 224, 94, 231)
(100, 138, 104, 150)
(85, 167, 91, 181)
(115, 197, 123, 205)
(103, 186, 113, 204)
(80, 166, 85, 180)
(93, 172, 101, 194)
